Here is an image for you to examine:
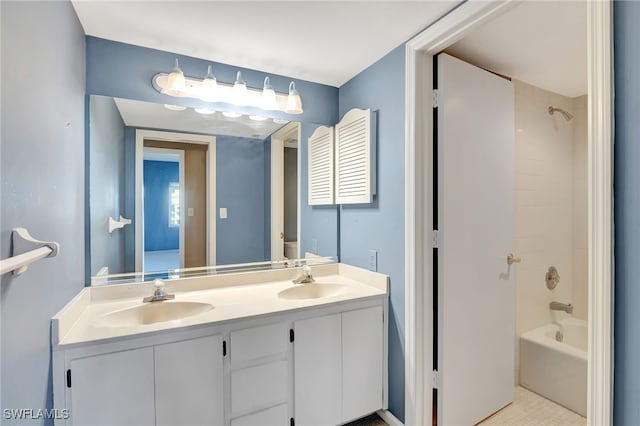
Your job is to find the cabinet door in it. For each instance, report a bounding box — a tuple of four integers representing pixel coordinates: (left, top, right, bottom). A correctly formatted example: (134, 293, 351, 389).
(335, 108, 375, 204)
(70, 347, 155, 426)
(342, 306, 384, 422)
(307, 125, 335, 205)
(294, 314, 341, 426)
(154, 334, 224, 426)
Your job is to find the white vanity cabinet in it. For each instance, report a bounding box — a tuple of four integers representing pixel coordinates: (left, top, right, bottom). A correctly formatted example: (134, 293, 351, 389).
(294, 305, 384, 425)
(154, 335, 224, 426)
(55, 300, 386, 426)
(69, 346, 156, 426)
(228, 322, 291, 426)
(61, 332, 224, 426)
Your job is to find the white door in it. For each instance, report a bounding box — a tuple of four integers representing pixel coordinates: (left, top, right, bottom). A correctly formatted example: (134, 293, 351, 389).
(437, 53, 515, 425)
(70, 347, 155, 426)
(154, 335, 224, 426)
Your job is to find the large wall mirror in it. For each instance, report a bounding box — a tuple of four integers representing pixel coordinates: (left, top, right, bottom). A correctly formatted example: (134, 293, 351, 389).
(87, 95, 338, 283)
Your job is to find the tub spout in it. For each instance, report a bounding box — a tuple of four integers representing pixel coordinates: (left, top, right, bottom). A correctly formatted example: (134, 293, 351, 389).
(550, 301, 573, 314)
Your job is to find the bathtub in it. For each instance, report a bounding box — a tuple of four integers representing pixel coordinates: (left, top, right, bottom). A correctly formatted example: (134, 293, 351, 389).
(519, 318, 587, 417)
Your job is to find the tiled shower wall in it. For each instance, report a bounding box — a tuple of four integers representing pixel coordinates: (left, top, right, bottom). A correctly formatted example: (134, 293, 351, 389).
(514, 80, 588, 336)
(571, 95, 588, 321)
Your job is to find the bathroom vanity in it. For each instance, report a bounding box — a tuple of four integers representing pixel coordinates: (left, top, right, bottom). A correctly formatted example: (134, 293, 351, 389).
(51, 263, 388, 426)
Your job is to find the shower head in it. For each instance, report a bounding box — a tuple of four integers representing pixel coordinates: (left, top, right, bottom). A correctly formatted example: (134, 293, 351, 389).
(548, 106, 574, 121)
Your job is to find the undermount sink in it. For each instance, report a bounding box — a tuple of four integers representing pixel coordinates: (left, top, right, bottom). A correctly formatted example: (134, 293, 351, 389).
(277, 283, 350, 300)
(93, 301, 214, 328)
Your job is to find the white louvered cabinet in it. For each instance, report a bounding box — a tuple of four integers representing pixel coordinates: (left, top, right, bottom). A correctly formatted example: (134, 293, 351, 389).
(335, 108, 376, 204)
(307, 125, 335, 205)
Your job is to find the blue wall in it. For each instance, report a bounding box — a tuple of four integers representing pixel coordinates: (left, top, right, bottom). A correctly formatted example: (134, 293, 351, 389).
(143, 160, 179, 251)
(338, 45, 406, 421)
(88, 96, 126, 277)
(86, 37, 339, 126)
(216, 136, 269, 264)
(614, 1, 640, 424)
(0, 2, 86, 424)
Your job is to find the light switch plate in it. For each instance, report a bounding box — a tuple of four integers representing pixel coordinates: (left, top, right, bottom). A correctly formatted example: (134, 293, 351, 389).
(220, 208, 227, 219)
(187, 207, 194, 217)
(368, 250, 378, 272)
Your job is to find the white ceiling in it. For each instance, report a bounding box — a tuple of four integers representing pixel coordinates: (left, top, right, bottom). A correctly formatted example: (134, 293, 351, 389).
(71, 1, 459, 87)
(446, 1, 587, 98)
(113, 98, 287, 140)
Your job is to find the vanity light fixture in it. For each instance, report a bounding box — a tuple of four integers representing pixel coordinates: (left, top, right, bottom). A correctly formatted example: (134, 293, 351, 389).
(200, 65, 218, 102)
(165, 59, 186, 95)
(231, 71, 248, 105)
(194, 107, 216, 115)
(285, 82, 303, 115)
(154, 60, 304, 115)
(164, 104, 187, 111)
(249, 115, 268, 121)
(261, 77, 278, 110)
(222, 111, 242, 118)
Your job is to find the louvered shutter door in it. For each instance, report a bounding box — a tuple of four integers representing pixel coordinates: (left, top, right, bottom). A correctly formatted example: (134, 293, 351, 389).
(307, 125, 335, 205)
(335, 108, 375, 204)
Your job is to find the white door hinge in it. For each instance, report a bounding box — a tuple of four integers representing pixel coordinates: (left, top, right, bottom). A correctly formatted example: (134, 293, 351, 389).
(432, 369, 439, 389)
(432, 90, 439, 108)
(432, 230, 440, 248)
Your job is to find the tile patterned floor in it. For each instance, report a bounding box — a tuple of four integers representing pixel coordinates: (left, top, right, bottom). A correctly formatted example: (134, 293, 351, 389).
(343, 386, 585, 426)
(479, 386, 586, 426)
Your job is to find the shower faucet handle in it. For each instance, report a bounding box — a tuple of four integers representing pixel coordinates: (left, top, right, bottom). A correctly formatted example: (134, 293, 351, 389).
(507, 253, 522, 265)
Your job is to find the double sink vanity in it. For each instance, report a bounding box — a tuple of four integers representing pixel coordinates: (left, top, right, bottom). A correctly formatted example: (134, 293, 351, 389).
(52, 262, 389, 426)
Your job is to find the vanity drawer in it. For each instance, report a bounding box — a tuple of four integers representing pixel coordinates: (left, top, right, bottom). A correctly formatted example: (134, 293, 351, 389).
(230, 403, 288, 426)
(231, 360, 289, 413)
(230, 322, 289, 365)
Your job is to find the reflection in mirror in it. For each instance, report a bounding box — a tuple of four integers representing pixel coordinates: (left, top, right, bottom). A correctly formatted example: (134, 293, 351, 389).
(88, 96, 338, 283)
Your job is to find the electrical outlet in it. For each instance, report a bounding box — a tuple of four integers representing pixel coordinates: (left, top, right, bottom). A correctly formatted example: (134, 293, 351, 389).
(368, 250, 378, 272)
(312, 239, 318, 254)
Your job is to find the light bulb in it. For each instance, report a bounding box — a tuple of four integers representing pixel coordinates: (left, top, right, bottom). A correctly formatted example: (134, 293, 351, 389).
(166, 58, 186, 94)
(164, 104, 187, 111)
(249, 115, 268, 121)
(200, 65, 218, 102)
(222, 111, 242, 118)
(194, 108, 216, 115)
(284, 81, 303, 114)
(231, 71, 248, 105)
(261, 76, 278, 110)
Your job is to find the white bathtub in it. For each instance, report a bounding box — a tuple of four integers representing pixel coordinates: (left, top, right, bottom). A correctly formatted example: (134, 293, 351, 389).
(519, 318, 587, 416)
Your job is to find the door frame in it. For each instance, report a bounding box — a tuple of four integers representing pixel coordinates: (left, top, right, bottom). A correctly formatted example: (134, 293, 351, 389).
(271, 122, 301, 261)
(403, 1, 613, 425)
(135, 129, 217, 271)
(142, 147, 186, 269)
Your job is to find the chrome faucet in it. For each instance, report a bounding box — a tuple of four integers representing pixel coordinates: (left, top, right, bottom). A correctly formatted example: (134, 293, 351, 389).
(143, 279, 175, 303)
(292, 265, 315, 284)
(550, 301, 573, 314)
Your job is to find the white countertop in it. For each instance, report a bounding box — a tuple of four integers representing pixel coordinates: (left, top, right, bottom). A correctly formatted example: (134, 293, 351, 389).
(52, 263, 388, 348)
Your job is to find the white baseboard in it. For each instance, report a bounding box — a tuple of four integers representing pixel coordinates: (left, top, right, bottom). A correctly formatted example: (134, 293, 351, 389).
(377, 409, 404, 426)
